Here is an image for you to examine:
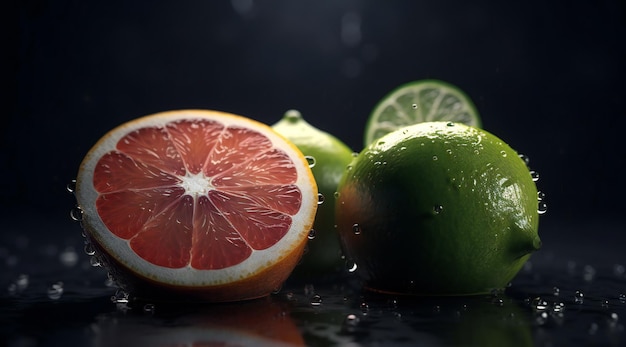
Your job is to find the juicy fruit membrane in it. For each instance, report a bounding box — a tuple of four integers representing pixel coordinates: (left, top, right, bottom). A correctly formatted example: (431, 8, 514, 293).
(364, 79, 481, 147)
(272, 110, 354, 277)
(336, 122, 541, 295)
(75, 109, 318, 302)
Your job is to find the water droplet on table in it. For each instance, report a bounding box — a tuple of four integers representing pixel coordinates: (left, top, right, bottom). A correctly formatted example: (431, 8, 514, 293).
(47, 282, 64, 300)
(310, 294, 323, 306)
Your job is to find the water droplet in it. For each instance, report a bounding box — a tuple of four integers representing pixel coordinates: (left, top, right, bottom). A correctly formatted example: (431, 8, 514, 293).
(351, 152, 359, 158)
(84, 243, 96, 256)
(446, 149, 453, 155)
(346, 165, 353, 171)
(500, 150, 507, 157)
(104, 273, 116, 287)
(538, 201, 548, 215)
(343, 314, 360, 332)
(610, 312, 619, 323)
(412, 103, 418, 109)
(619, 293, 626, 303)
(308, 229, 316, 240)
(553, 286, 560, 296)
(492, 298, 504, 306)
(69, 206, 83, 222)
(433, 205, 443, 214)
(602, 300, 610, 308)
(310, 294, 323, 306)
(399, 146, 407, 151)
(575, 290, 584, 304)
(360, 302, 369, 312)
(317, 193, 325, 205)
(537, 191, 546, 201)
(446, 122, 455, 127)
(111, 289, 129, 304)
(552, 302, 565, 313)
(532, 297, 549, 311)
(530, 170, 539, 182)
(47, 282, 64, 300)
(66, 179, 77, 194)
(333, 191, 340, 199)
(143, 303, 156, 314)
(90, 256, 102, 267)
(432, 155, 438, 161)
(518, 154, 530, 167)
(352, 223, 361, 235)
(284, 109, 302, 122)
(305, 156, 316, 168)
(346, 260, 358, 273)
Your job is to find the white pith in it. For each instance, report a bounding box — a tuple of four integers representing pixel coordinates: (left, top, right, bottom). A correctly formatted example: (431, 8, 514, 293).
(76, 110, 316, 287)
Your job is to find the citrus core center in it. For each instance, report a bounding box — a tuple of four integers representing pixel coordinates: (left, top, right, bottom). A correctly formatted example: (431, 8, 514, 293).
(179, 172, 213, 197)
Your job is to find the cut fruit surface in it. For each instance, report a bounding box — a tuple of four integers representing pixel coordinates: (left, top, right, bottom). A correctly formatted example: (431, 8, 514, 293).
(75, 110, 318, 301)
(364, 79, 481, 147)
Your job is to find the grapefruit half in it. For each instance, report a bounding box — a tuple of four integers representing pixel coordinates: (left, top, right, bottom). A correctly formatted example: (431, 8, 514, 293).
(75, 110, 318, 302)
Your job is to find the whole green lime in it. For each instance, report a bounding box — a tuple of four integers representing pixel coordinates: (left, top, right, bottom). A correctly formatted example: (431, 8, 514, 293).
(335, 121, 541, 295)
(273, 110, 354, 277)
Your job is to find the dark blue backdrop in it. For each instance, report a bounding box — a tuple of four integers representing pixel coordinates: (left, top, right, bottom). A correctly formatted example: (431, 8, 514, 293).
(5, 0, 626, 228)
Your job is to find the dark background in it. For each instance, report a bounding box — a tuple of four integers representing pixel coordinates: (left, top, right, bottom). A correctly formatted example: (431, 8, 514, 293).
(5, 0, 626, 230)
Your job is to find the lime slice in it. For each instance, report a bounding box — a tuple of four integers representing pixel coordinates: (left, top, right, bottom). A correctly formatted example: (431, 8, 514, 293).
(364, 79, 481, 146)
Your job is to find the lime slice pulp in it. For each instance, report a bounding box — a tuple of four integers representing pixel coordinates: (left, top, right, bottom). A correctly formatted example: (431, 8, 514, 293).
(364, 79, 481, 147)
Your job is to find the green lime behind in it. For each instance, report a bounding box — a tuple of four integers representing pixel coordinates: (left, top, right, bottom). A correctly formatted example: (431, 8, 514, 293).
(335, 122, 541, 295)
(273, 110, 355, 278)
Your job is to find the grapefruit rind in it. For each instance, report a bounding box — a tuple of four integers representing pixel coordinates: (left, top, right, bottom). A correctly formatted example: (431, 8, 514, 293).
(76, 110, 317, 290)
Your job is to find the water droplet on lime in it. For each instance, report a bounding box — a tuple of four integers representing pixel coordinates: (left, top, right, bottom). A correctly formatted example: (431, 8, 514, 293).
(317, 193, 325, 205)
(538, 201, 548, 215)
(530, 170, 539, 182)
(305, 155, 316, 168)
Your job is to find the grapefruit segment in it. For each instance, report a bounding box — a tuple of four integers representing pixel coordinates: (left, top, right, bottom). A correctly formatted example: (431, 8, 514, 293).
(116, 126, 186, 176)
(93, 152, 181, 193)
(191, 195, 252, 270)
(203, 126, 273, 177)
(166, 119, 224, 175)
(129, 194, 194, 268)
(95, 186, 186, 239)
(75, 109, 318, 302)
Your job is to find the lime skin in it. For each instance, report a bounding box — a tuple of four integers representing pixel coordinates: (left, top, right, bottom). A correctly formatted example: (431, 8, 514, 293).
(335, 122, 541, 295)
(272, 110, 355, 278)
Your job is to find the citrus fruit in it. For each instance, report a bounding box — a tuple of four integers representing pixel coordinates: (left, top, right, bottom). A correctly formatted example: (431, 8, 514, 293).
(272, 110, 354, 277)
(364, 79, 481, 146)
(74, 109, 318, 302)
(335, 121, 541, 295)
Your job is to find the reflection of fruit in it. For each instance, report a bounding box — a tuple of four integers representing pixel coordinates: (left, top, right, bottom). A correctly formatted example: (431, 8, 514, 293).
(449, 297, 533, 347)
(94, 297, 305, 346)
(272, 110, 354, 277)
(75, 110, 318, 302)
(336, 122, 541, 295)
(364, 79, 481, 146)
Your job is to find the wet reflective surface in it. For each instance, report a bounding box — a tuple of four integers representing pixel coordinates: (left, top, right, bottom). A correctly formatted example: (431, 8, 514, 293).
(1, 218, 624, 346)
